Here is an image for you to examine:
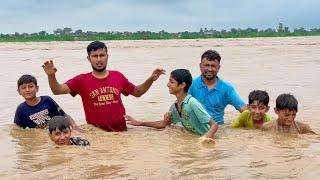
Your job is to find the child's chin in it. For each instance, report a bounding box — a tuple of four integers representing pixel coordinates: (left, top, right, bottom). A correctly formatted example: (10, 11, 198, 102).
(57, 141, 69, 145)
(252, 117, 262, 121)
(283, 122, 293, 126)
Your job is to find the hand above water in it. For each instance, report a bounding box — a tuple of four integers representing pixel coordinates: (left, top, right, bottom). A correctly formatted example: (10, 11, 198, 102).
(125, 115, 142, 126)
(42, 60, 57, 76)
(150, 68, 166, 81)
(198, 136, 215, 144)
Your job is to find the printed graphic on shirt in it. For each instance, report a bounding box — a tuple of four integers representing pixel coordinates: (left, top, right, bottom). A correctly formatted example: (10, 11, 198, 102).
(181, 111, 190, 119)
(29, 109, 50, 128)
(89, 86, 120, 107)
(183, 123, 195, 132)
(179, 112, 196, 133)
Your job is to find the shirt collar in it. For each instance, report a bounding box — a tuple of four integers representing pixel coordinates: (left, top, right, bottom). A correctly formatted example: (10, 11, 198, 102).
(174, 94, 192, 105)
(182, 94, 192, 104)
(198, 76, 222, 91)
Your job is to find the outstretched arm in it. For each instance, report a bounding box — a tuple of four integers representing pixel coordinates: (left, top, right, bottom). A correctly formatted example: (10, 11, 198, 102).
(125, 114, 170, 129)
(239, 105, 247, 113)
(131, 68, 165, 97)
(42, 60, 71, 95)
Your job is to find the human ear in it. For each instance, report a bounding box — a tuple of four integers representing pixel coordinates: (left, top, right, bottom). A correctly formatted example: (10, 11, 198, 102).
(180, 82, 186, 89)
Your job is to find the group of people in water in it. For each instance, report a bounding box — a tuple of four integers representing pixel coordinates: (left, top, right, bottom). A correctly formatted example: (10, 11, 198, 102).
(14, 41, 316, 146)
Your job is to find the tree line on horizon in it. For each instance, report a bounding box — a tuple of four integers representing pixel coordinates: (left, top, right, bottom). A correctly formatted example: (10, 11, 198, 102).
(1, 23, 320, 42)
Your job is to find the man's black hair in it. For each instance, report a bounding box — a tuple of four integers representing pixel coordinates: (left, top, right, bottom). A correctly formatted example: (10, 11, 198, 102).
(87, 41, 108, 55)
(201, 50, 221, 62)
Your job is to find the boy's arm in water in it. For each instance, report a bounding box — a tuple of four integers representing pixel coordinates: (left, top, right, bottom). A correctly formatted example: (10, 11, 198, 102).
(42, 60, 71, 95)
(239, 105, 248, 113)
(125, 114, 171, 129)
(199, 120, 218, 143)
(131, 68, 165, 97)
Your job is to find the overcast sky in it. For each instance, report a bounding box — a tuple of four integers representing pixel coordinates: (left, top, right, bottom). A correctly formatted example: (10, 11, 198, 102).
(1, 0, 319, 33)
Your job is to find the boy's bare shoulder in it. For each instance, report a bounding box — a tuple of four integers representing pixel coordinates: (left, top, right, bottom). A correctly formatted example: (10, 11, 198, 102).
(295, 121, 316, 134)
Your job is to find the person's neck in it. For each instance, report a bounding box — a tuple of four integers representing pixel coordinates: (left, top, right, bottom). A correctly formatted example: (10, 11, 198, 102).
(201, 76, 218, 89)
(92, 70, 108, 79)
(175, 91, 187, 104)
(25, 97, 40, 106)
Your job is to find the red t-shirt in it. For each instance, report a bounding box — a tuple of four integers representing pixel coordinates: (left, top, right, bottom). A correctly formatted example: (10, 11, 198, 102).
(66, 71, 136, 131)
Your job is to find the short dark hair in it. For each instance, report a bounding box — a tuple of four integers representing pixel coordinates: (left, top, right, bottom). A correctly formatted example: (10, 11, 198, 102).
(170, 69, 192, 92)
(17, 74, 37, 88)
(276, 93, 298, 111)
(48, 116, 71, 134)
(248, 90, 269, 106)
(201, 50, 221, 62)
(87, 41, 108, 55)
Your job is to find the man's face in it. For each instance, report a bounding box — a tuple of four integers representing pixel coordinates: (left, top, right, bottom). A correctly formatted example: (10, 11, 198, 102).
(200, 58, 220, 80)
(17, 83, 38, 100)
(87, 48, 108, 72)
(167, 76, 184, 95)
(248, 101, 269, 122)
(275, 108, 297, 126)
(49, 128, 71, 145)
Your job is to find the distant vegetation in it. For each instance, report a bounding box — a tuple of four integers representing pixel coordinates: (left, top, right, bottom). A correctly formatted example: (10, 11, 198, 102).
(1, 23, 320, 42)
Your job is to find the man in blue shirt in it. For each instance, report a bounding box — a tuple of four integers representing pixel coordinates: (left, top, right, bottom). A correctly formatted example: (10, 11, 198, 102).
(188, 50, 246, 125)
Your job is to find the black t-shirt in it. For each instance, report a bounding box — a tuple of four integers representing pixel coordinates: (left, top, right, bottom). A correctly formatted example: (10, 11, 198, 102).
(14, 96, 65, 128)
(70, 137, 90, 146)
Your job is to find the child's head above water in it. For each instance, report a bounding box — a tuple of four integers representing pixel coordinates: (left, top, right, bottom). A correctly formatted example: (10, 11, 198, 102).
(17, 74, 39, 100)
(17, 74, 37, 88)
(248, 90, 270, 122)
(48, 116, 72, 145)
(275, 93, 298, 126)
(168, 69, 192, 93)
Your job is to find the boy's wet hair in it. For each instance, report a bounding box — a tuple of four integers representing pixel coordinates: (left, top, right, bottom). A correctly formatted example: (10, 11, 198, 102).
(276, 93, 298, 111)
(87, 41, 108, 55)
(201, 50, 221, 62)
(48, 116, 71, 134)
(17, 74, 37, 88)
(248, 90, 269, 106)
(170, 69, 192, 92)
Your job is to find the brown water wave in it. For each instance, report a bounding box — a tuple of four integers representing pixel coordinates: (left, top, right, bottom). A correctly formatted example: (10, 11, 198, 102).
(1, 124, 319, 179)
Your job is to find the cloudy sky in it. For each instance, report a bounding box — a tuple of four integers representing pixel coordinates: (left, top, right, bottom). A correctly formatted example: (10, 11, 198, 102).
(1, 0, 319, 34)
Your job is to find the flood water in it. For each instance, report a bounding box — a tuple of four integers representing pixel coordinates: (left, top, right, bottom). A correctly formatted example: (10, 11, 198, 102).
(0, 37, 320, 179)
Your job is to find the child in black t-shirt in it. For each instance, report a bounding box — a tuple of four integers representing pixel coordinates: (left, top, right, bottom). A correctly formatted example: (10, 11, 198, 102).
(49, 116, 90, 146)
(14, 74, 82, 132)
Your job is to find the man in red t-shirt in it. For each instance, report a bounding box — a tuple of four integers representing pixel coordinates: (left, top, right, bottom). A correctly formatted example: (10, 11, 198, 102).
(42, 41, 165, 132)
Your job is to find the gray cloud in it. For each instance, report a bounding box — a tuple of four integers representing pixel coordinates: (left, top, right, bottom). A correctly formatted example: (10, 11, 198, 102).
(0, 0, 319, 33)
